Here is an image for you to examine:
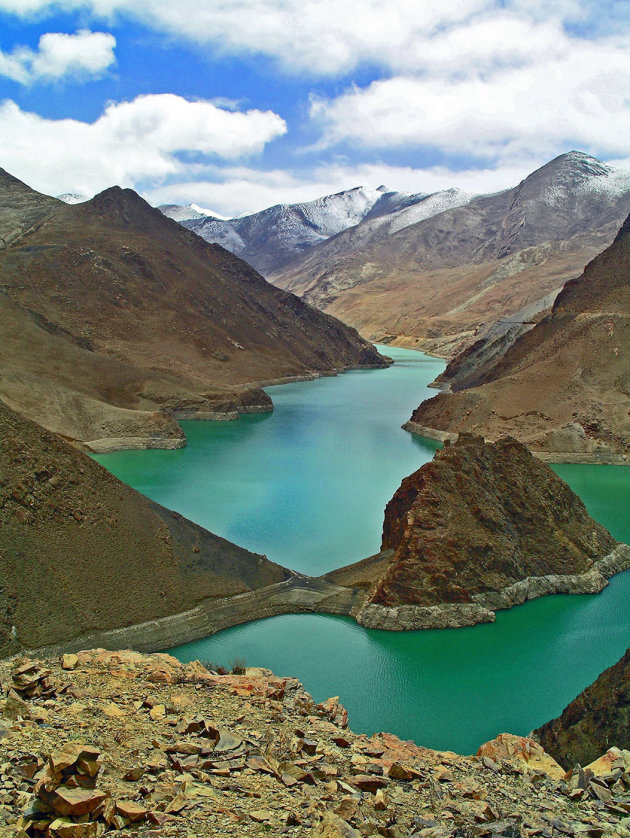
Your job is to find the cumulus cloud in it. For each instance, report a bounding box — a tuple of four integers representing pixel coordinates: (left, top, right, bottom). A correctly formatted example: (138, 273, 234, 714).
(0, 29, 115, 84)
(310, 30, 630, 164)
(0, 0, 627, 78)
(0, 94, 287, 196)
(0, 0, 561, 76)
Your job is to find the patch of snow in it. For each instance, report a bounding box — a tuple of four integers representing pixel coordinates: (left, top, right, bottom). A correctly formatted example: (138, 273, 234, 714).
(57, 192, 90, 204)
(190, 203, 230, 220)
(184, 218, 246, 253)
(159, 203, 220, 222)
(383, 188, 475, 234)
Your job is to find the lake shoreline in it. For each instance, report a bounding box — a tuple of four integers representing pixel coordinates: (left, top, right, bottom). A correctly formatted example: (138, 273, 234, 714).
(403, 420, 630, 465)
(20, 546, 630, 661)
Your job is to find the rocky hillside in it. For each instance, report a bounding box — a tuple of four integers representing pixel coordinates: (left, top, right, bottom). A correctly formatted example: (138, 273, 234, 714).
(407, 213, 630, 463)
(273, 152, 630, 358)
(330, 434, 630, 630)
(0, 399, 292, 658)
(163, 185, 470, 276)
(1, 649, 629, 838)
(535, 649, 630, 769)
(0, 168, 386, 450)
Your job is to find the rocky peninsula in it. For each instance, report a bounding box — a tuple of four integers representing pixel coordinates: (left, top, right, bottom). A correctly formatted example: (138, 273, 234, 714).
(328, 434, 630, 631)
(4, 407, 629, 658)
(1, 649, 629, 838)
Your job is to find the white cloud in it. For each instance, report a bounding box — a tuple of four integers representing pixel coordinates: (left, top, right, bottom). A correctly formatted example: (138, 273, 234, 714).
(0, 0, 546, 76)
(310, 32, 630, 164)
(0, 29, 115, 84)
(0, 0, 627, 78)
(0, 94, 287, 196)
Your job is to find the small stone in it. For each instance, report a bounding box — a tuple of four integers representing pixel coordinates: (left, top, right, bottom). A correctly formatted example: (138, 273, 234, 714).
(373, 789, 388, 810)
(334, 798, 359, 821)
(250, 809, 274, 822)
(123, 767, 145, 782)
(388, 763, 419, 781)
(3, 689, 31, 720)
(61, 655, 79, 671)
(352, 774, 387, 793)
(115, 800, 148, 822)
(41, 788, 107, 818)
(315, 812, 362, 838)
(103, 702, 126, 719)
(213, 730, 242, 752)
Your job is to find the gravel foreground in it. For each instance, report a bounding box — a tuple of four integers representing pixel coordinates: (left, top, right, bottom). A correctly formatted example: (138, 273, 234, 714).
(0, 649, 628, 838)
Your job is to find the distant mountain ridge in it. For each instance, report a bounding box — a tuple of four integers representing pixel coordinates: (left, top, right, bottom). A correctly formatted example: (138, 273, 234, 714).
(272, 151, 630, 359)
(160, 185, 475, 275)
(406, 212, 630, 463)
(0, 167, 387, 452)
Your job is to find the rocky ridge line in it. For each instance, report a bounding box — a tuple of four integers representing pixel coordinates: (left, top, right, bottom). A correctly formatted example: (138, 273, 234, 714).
(405, 213, 630, 463)
(0, 168, 388, 452)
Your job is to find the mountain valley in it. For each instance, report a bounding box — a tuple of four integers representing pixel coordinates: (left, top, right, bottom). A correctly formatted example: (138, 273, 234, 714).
(406, 213, 630, 463)
(270, 152, 630, 360)
(0, 168, 387, 451)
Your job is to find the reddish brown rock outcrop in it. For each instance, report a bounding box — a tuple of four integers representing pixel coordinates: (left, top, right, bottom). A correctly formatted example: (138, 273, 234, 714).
(534, 649, 630, 769)
(353, 434, 629, 629)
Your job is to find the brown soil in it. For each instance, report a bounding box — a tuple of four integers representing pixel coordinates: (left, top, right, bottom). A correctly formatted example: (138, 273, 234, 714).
(0, 169, 387, 447)
(0, 400, 290, 658)
(409, 215, 630, 460)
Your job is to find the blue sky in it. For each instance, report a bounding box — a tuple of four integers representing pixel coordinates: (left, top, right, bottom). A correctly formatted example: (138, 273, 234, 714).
(0, 1, 628, 216)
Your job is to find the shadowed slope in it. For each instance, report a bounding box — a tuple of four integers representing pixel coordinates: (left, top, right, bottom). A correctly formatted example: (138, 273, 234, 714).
(0, 170, 387, 449)
(407, 215, 630, 462)
(0, 399, 291, 657)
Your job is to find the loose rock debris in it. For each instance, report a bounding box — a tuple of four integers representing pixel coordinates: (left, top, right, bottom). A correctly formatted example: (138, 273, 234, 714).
(0, 650, 628, 837)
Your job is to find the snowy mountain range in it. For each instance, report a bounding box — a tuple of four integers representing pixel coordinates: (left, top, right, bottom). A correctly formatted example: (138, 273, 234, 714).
(159, 185, 475, 275)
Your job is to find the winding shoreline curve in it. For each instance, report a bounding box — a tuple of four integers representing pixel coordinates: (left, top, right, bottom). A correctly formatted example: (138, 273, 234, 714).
(23, 544, 630, 658)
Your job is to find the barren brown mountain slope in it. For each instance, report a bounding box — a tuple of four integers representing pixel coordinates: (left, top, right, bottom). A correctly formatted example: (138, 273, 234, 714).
(0, 398, 293, 658)
(272, 152, 630, 358)
(534, 648, 630, 769)
(328, 435, 629, 631)
(407, 214, 630, 463)
(0, 169, 387, 449)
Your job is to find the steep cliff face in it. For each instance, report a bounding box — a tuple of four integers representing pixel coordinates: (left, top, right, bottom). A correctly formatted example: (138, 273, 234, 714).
(0, 400, 291, 657)
(534, 649, 630, 769)
(353, 435, 628, 630)
(0, 170, 387, 450)
(407, 214, 630, 463)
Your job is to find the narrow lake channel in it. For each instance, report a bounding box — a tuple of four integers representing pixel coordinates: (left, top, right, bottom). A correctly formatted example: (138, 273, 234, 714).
(94, 346, 630, 754)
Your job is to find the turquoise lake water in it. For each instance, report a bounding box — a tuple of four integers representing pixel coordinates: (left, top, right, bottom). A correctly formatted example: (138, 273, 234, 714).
(94, 347, 630, 755)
